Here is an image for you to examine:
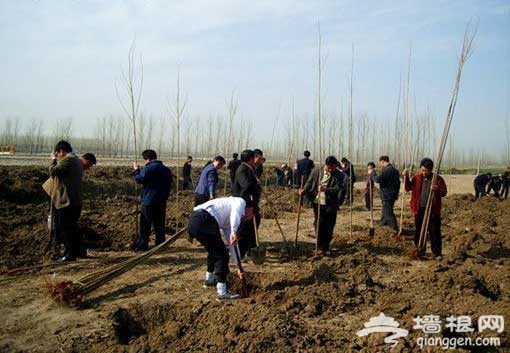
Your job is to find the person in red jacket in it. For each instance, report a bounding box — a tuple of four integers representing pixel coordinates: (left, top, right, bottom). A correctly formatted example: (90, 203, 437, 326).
(402, 158, 447, 259)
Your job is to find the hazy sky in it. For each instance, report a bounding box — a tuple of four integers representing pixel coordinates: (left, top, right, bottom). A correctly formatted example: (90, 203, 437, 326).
(1, 1, 509, 157)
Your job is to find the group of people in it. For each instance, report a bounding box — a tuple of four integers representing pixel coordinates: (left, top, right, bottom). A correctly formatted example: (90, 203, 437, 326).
(473, 171, 509, 200)
(129, 147, 454, 298)
(46, 141, 471, 300)
(297, 154, 447, 260)
(127, 148, 265, 300)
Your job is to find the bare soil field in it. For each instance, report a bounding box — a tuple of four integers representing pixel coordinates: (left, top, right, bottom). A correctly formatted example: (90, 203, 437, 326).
(0, 163, 508, 352)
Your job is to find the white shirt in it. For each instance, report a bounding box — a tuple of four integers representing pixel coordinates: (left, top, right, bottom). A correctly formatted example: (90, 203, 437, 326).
(193, 196, 246, 264)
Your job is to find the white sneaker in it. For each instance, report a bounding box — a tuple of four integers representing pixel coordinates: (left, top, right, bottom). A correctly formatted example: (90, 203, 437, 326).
(216, 292, 241, 301)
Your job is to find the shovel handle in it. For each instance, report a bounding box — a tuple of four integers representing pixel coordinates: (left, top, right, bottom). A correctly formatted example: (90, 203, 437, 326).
(232, 245, 248, 297)
(261, 189, 287, 242)
(295, 176, 305, 248)
(250, 196, 261, 247)
(294, 196, 302, 248)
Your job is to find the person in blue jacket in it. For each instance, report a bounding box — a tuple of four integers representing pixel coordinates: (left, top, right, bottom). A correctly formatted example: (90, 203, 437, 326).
(133, 149, 173, 251)
(194, 155, 226, 206)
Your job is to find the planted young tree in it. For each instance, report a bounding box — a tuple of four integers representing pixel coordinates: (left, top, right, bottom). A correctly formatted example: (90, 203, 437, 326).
(168, 68, 187, 233)
(348, 43, 355, 239)
(392, 76, 403, 164)
(316, 22, 324, 165)
(505, 116, 509, 165)
(314, 21, 325, 256)
(398, 46, 412, 237)
(224, 91, 238, 194)
(115, 40, 144, 247)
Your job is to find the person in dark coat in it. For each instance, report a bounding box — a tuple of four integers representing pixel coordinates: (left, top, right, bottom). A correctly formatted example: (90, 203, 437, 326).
(339, 157, 356, 206)
(365, 161, 378, 210)
(48, 140, 84, 262)
(227, 153, 241, 187)
(275, 165, 285, 187)
(133, 149, 173, 251)
(182, 156, 193, 190)
(487, 175, 502, 197)
(501, 170, 509, 200)
(376, 155, 401, 233)
(283, 164, 293, 186)
(253, 149, 265, 180)
(194, 156, 226, 206)
(473, 173, 492, 200)
(403, 158, 447, 258)
(300, 156, 344, 254)
(296, 150, 314, 187)
(231, 149, 261, 258)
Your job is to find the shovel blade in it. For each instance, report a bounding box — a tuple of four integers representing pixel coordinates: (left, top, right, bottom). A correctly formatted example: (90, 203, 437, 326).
(250, 246, 266, 265)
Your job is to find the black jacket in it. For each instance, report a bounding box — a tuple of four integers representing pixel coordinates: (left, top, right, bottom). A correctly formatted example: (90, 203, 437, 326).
(227, 158, 241, 179)
(302, 166, 344, 212)
(232, 163, 261, 203)
(296, 157, 315, 184)
(376, 164, 400, 201)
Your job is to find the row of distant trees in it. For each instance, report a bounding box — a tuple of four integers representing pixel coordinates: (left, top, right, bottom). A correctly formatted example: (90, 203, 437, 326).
(2, 27, 508, 170)
(0, 113, 507, 169)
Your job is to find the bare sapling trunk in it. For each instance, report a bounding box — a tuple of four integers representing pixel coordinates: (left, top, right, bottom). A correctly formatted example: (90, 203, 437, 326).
(348, 43, 354, 240)
(115, 40, 143, 248)
(169, 68, 187, 234)
(398, 46, 412, 237)
(224, 91, 238, 195)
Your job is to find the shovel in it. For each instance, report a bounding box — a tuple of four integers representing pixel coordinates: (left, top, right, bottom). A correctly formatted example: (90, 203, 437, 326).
(261, 189, 287, 243)
(289, 176, 308, 259)
(249, 197, 266, 265)
(232, 245, 249, 298)
(294, 190, 303, 248)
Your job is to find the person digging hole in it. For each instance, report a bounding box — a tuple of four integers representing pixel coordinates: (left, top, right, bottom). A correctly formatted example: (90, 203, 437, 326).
(188, 197, 254, 300)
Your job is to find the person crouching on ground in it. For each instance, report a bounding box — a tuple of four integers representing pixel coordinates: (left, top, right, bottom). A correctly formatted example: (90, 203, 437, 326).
(402, 158, 447, 259)
(473, 173, 492, 200)
(188, 197, 254, 300)
(133, 149, 173, 251)
(299, 156, 343, 255)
